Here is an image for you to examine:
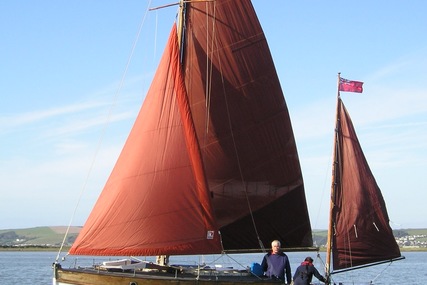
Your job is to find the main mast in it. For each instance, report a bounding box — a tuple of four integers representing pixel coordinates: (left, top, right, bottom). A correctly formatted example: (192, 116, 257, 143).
(156, 1, 186, 266)
(325, 73, 342, 283)
(177, 0, 186, 54)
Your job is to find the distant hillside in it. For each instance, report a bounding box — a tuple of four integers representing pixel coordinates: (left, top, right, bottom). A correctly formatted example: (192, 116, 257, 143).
(0, 226, 81, 246)
(0, 227, 426, 249)
(311, 228, 427, 250)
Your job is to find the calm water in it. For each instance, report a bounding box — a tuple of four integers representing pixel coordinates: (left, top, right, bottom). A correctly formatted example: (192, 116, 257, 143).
(0, 251, 425, 284)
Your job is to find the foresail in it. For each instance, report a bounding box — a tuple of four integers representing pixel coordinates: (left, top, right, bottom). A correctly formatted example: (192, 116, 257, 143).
(332, 98, 401, 270)
(69, 25, 221, 256)
(183, 0, 312, 250)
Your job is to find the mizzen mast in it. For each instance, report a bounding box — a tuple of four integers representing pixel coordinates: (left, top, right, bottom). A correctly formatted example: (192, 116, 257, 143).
(325, 72, 342, 283)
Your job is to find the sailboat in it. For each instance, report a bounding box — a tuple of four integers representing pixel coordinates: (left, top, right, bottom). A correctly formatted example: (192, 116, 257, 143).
(323, 74, 404, 284)
(53, 0, 314, 284)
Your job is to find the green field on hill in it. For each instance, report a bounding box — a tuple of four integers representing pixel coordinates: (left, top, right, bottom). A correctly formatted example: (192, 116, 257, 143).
(0, 226, 80, 246)
(1, 226, 426, 251)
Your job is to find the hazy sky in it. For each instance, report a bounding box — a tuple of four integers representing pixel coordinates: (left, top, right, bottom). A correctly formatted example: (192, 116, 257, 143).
(1, 1, 426, 231)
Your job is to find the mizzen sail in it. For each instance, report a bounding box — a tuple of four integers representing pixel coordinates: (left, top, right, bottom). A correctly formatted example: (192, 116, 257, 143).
(331, 96, 401, 270)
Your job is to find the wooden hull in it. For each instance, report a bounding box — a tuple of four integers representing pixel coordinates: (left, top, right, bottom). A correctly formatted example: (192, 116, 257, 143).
(53, 266, 285, 285)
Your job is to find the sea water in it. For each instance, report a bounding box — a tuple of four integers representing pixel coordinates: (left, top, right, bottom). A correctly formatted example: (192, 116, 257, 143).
(0, 251, 425, 284)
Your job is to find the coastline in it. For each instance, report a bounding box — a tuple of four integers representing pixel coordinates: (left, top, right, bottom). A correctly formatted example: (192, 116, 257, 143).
(0, 246, 425, 252)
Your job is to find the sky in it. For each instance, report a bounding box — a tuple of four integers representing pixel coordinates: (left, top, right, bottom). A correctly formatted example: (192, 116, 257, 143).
(1, 1, 426, 231)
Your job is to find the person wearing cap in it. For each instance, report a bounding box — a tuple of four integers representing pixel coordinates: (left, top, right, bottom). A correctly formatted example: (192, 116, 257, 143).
(261, 240, 292, 284)
(293, 256, 327, 285)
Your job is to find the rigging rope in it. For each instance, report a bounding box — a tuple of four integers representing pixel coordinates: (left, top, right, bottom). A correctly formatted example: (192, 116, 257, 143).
(371, 261, 394, 283)
(55, 0, 153, 262)
(205, 1, 213, 138)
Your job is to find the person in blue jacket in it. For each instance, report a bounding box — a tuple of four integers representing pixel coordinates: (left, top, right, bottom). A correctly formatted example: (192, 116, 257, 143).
(293, 256, 327, 285)
(261, 240, 292, 284)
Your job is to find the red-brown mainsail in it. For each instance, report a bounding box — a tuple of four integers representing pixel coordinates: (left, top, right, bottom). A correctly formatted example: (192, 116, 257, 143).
(69, 0, 312, 257)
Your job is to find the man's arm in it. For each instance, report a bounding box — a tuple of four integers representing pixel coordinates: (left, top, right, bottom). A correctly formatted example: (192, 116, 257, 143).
(313, 267, 326, 283)
(285, 257, 292, 284)
(260, 255, 268, 273)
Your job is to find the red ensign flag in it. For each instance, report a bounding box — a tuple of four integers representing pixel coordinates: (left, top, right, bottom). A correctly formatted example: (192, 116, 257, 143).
(339, 77, 364, 93)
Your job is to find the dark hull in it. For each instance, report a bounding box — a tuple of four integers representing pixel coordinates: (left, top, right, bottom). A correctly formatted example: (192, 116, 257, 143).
(54, 266, 285, 285)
